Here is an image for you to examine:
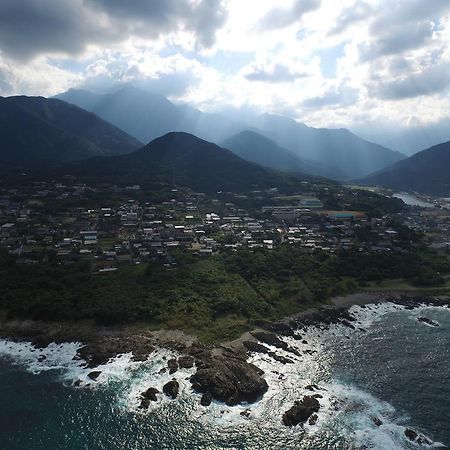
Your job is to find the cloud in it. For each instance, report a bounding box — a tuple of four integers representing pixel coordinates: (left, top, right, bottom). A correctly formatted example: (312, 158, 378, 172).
(87, 0, 228, 48)
(371, 62, 450, 100)
(0, 0, 227, 61)
(244, 63, 309, 83)
(359, 21, 434, 61)
(257, 0, 321, 31)
(329, 2, 373, 35)
(301, 85, 359, 108)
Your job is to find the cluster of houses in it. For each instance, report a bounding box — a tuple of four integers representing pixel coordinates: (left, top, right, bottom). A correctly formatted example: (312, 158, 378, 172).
(1, 179, 448, 272)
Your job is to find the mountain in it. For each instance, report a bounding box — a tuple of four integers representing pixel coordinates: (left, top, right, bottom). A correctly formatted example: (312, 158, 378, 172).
(0, 96, 142, 169)
(56, 86, 404, 179)
(359, 141, 450, 195)
(57, 87, 185, 144)
(221, 130, 344, 180)
(63, 132, 319, 193)
(57, 87, 247, 145)
(249, 114, 405, 180)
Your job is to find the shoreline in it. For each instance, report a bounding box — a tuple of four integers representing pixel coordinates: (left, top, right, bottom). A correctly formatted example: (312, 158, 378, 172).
(1, 291, 449, 408)
(1, 290, 448, 354)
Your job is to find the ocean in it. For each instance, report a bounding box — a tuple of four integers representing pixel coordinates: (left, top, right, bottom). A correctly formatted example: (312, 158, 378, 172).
(0, 302, 449, 450)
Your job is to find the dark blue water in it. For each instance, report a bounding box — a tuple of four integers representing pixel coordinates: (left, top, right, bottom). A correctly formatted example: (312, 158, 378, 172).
(0, 304, 449, 450)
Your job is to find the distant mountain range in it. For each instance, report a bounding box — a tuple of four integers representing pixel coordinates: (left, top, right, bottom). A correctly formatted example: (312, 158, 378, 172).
(0, 96, 142, 169)
(56, 86, 404, 180)
(63, 132, 320, 193)
(221, 130, 345, 180)
(359, 141, 450, 195)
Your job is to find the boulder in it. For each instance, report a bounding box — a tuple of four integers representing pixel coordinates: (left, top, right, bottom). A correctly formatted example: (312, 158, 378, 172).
(141, 387, 159, 402)
(87, 371, 101, 380)
(167, 358, 179, 374)
(243, 341, 270, 354)
(190, 347, 268, 406)
(417, 317, 439, 327)
(282, 396, 320, 427)
(200, 391, 212, 406)
(308, 414, 318, 425)
(372, 416, 383, 427)
(178, 356, 195, 369)
(163, 380, 179, 399)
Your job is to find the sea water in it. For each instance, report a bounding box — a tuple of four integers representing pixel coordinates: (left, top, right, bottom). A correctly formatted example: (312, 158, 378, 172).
(0, 303, 449, 450)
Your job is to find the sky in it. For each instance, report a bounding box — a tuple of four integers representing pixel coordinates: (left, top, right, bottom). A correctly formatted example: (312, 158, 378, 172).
(0, 0, 449, 153)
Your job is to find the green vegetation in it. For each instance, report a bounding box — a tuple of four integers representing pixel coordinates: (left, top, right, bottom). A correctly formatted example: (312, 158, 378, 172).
(1, 244, 449, 343)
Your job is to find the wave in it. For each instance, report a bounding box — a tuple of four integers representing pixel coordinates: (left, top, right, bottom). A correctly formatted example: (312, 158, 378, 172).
(1, 302, 448, 449)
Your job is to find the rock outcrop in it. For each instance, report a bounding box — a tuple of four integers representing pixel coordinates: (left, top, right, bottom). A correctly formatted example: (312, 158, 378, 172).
(163, 380, 179, 399)
(139, 387, 159, 409)
(417, 317, 439, 327)
(190, 346, 268, 406)
(77, 336, 154, 367)
(282, 396, 320, 427)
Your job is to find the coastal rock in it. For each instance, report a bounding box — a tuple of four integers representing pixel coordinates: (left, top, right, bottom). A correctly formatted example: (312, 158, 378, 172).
(163, 380, 179, 399)
(87, 371, 101, 380)
(269, 353, 294, 364)
(178, 356, 195, 369)
(404, 428, 433, 446)
(167, 358, 179, 374)
(404, 428, 418, 441)
(243, 341, 270, 354)
(141, 387, 159, 402)
(139, 399, 150, 409)
(190, 347, 268, 406)
(77, 336, 154, 368)
(417, 317, 439, 327)
(308, 414, 318, 425)
(282, 396, 320, 427)
(251, 331, 300, 356)
(372, 416, 383, 427)
(305, 384, 319, 391)
(200, 391, 212, 406)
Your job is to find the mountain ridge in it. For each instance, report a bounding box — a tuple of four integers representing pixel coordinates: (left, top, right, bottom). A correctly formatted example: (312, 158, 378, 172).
(56, 86, 404, 179)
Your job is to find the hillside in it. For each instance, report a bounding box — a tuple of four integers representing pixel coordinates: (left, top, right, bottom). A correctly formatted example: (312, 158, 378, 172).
(63, 132, 316, 193)
(359, 141, 450, 195)
(0, 96, 142, 169)
(222, 130, 344, 180)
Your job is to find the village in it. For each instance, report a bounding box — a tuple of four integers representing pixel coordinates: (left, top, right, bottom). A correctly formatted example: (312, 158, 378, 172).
(1, 178, 450, 273)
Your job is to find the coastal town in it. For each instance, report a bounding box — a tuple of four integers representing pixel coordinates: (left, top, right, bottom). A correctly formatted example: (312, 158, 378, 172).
(1, 177, 450, 272)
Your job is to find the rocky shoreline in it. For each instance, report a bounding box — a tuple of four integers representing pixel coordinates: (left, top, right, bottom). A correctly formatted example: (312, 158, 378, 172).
(0, 293, 449, 419)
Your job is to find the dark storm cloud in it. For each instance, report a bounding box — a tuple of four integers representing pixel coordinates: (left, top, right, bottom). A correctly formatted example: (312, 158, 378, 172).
(86, 0, 228, 48)
(0, 0, 227, 61)
(245, 63, 309, 83)
(372, 62, 450, 100)
(257, 0, 321, 31)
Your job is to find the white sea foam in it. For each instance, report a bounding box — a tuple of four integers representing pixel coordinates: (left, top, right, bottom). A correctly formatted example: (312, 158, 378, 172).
(1, 301, 448, 449)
